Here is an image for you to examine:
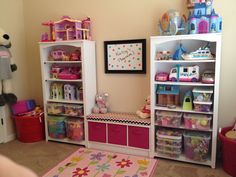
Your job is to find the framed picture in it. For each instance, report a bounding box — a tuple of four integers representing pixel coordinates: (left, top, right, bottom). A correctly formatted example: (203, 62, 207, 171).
(104, 39, 146, 74)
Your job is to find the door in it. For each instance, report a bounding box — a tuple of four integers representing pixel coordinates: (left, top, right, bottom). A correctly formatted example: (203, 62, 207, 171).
(198, 20, 209, 33)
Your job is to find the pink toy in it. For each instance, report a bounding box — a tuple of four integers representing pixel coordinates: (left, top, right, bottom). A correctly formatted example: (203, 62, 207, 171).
(50, 49, 68, 61)
(58, 67, 81, 80)
(64, 84, 76, 100)
(66, 119, 84, 141)
(155, 72, 169, 81)
(41, 16, 91, 41)
(92, 93, 109, 114)
(70, 49, 81, 61)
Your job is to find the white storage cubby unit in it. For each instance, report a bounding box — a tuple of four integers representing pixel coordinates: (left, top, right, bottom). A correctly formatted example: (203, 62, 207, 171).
(150, 33, 221, 168)
(39, 40, 96, 146)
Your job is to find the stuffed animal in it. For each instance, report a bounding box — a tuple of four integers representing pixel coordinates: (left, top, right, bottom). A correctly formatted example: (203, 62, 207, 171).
(136, 96, 151, 119)
(0, 28, 17, 106)
(92, 93, 109, 114)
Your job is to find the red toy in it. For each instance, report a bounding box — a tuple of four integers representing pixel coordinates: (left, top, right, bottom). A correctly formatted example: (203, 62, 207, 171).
(155, 72, 169, 81)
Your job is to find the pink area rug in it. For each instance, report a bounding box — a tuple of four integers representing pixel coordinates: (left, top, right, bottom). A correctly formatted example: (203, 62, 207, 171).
(42, 148, 157, 177)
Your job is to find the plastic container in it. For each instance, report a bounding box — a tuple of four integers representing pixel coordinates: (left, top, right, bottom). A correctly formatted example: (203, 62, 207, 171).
(184, 132, 211, 162)
(219, 127, 236, 177)
(193, 101, 212, 112)
(183, 113, 212, 130)
(192, 87, 213, 102)
(14, 113, 45, 143)
(66, 118, 84, 141)
(156, 111, 182, 127)
(48, 116, 66, 139)
(47, 103, 64, 115)
(156, 129, 182, 157)
(64, 104, 83, 116)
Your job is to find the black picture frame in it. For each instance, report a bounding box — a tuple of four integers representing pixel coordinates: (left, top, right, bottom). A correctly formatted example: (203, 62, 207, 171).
(104, 39, 146, 74)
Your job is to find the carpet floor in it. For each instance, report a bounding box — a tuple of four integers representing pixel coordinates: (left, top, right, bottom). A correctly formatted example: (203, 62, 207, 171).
(0, 140, 230, 177)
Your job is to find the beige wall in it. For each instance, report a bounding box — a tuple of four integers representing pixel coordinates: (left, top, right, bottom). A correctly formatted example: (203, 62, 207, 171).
(0, 0, 29, 139)
(22, 0, 236, 127)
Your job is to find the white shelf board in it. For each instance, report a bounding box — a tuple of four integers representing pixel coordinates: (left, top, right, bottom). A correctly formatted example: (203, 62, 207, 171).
(155, 124, 212, 132)
(45, 78, 82, 82)
(155, 106, 213, 115)
(154, 152, 212, 167)
(48, 137, 86, 145)
(44, 61, 82, 64)
(154, 59, 216, 63)
(47, 99, 83, 104)
(155, 81, 214, 86)
(48, 113, 84, 118)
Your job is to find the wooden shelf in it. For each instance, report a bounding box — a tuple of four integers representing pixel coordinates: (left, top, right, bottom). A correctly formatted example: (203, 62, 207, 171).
(154, 81, 214, 86)
(155, 106, 213, 115)
(48, 137, 86, 146)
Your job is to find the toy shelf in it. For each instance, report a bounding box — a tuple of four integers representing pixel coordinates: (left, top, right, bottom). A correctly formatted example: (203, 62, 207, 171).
(150, 33, 222, 168)
(39, 40, 97, 146)
(154, 81, 214, 86)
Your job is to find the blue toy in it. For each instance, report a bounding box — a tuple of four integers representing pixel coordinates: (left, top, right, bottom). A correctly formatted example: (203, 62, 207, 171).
(173, 43, 186, 60)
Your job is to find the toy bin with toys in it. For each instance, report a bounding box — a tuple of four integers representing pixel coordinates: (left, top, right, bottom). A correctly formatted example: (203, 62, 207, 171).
(64, 104, 83, 116)
(65, 118, 84, 141)
(47, 116, 66, 139)
(47, 103, 64, 115)
(183, 132, 211, 162)
(193, 101, 212, 112)
(192, 87, 213, 102)
(156, 111, 182, 127)
(183, 113, 212, 130)
(156, 129, 182, 158)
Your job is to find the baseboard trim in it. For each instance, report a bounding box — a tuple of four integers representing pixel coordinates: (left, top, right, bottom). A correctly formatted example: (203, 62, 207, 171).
(4, 134, 16, 143)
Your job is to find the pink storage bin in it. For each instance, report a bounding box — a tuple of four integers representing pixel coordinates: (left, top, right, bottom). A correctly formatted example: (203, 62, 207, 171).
(184, 132, 211, 162)
(184, 113, 212, 130)
(193, 101, 212, 112)
(88, 122, 106, 143)
(66, 118, 84, 141)
(128, 126, 149, 149)
(108, 124, 127, 146)
(156, 111, 182, 127)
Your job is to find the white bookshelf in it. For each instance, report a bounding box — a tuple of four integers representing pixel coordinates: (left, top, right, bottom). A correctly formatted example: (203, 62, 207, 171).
(39, 40, 97, 146)
(150, 33, 222, 168)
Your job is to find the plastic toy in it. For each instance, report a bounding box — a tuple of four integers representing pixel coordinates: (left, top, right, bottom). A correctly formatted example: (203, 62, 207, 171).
(156, 111, 182, 127)
(159, 10, 187, 35)
(58, 67, 81, 80)
(187, 0, 222, 34)
(49, 49, 69, 61)
(64, 84, 77, 100)
(48, 116, 66, 139)
(0, 28, 18, 106)
(193, 101, 212, 112)
(66, 118, 84, 141)
(92, 93, 109, 114)
(182, 43, 214, 60)
(50, 83, 64, 100)
(201, 70, 215, 84)
(169, 65, 200, 82)
(42, 16, 91, 41)
(11, 100, 36, 115)
(225, 121, 236, 140)
(64, 104, 83, 116)
(70, 49, 81, 61)
(192, 87, 213, 102)
(155, 72, 169, 81)
(76, 86, 83, 101)
(156, 51, 171, 60)
(184, 113, 212, 130)
(47, 103, 64, 115)
(173, 43, 186, 60)
(136, 96, 151, 119)
(183, 91, 193, 110)
(156, 85, 180, 106)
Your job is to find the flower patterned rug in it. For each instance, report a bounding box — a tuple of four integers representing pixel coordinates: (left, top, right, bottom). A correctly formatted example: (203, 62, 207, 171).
(42, 148, 157, 177)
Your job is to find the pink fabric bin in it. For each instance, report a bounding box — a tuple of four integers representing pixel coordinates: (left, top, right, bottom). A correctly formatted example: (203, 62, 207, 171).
(128, 126, 149, 149)
(88, 122, 106, 143)
(108, 124, 127, 145)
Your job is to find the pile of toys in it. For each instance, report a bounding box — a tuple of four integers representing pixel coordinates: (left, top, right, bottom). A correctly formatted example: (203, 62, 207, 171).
(50, 65, 81, 80)
(49, 48, 81, 61)
(41, 16, 91, 41)
(50, 82, 83, 101)
(47, 103, 83, 117)
(158, 0, 222, 35)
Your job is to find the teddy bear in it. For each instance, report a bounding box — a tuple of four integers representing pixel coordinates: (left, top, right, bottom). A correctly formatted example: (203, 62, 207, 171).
(0, 28, 17, 106)
(92, 93, 109, 114)
(136, 96, 150, 119)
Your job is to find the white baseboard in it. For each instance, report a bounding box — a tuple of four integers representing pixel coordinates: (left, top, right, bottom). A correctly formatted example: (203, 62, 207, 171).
(4, 134, 16, 143)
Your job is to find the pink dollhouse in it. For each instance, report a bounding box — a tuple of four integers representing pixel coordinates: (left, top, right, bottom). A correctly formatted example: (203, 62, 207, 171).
(42, 16, 91, 41)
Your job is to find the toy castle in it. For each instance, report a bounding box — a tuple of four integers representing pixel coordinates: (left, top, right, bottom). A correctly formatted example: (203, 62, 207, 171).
(187, 0, 222, 34)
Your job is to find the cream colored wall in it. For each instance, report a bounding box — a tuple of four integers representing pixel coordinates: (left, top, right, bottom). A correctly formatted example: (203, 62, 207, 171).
(0, 0, 29, 139)
(22, 0, 236, 127)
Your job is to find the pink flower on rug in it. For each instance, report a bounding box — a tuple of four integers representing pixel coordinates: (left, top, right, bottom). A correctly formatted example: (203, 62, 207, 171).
(72, 167, 89, 177)
(116, 159, 133, 168)
(140, 171, 148, 176)
(102, 173, 112, 177)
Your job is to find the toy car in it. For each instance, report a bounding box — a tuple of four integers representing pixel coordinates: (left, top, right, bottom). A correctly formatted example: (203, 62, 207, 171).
(201, 71, 215, 84)
(155, 72, 169, 81)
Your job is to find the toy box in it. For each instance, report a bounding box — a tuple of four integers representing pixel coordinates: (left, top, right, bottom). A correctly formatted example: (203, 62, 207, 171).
(65, 118, 84, 141)
(192, 87, 213, 102)
(156, 111, 182, 127)
(48, 116, 66, 139)
(183, 113, 212, 130)
(64, 104, 83, 116)
(193, 101, 212, 112)
(47, 103, 64, 115)
(155, 72, 169, 81)
(184, 132, 211, 162)
(156, 129, 182, 158)
(11, 100, 36, 115)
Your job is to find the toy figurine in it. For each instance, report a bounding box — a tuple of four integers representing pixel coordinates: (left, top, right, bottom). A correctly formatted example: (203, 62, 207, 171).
(92, 93, 109, 114)
(173, 43, 186, 60)
(136, 96, 150, 119)
(183, 91, 193, 110)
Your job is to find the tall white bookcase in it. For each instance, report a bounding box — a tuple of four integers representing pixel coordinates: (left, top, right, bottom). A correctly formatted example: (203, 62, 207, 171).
(150, 33, 222, 168)
(39, 40, 97, 146)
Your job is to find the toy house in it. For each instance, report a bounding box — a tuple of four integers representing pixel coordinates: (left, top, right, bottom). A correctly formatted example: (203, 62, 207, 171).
(64, 84, 76, 100)
(42, 16, 91, 41)
(187, 0, 222, 34)
(50, 83, 64, 100)
(156, 85, 180, 106)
